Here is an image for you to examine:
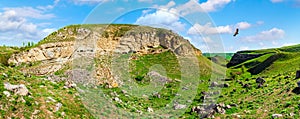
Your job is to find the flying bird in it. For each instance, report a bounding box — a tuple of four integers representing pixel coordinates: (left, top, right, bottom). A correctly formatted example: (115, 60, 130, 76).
(233, 28, 239, 37)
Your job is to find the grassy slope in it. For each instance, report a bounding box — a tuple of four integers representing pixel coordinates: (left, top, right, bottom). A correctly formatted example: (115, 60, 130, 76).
(0, 64, 93, 118)
(216, 44, 300, 118)
(93, 50, 223, 118)
(229, 44, 300, 76)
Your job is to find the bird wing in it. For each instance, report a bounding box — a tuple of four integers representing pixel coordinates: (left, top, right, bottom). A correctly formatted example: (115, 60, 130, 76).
(233, 28, 239, 37)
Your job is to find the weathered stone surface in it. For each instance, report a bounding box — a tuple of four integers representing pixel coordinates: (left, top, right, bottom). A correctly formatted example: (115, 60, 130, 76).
(4, 82, 29, 96)
(147, 107, 153, 113)
(256, 77, 266, 84)
(211, 82, 219, 87)
(272, 114, 283, 118)
(3, 91, 10, 97)
(173, 103, 187, 110)
(147, 71, 172, 83)
(55, 103, 63, 112)
(8, 42, 74, 65)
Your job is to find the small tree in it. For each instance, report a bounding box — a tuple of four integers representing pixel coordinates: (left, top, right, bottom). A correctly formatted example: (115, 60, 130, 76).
(27, 42, 31, 47)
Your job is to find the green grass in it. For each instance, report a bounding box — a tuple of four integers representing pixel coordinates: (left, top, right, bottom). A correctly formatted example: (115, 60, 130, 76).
(0, 64, 93, 118)
(231, 53, 274, 69)
(90, 50, 219, 118)
(216, 69, 300, 118)
(228, 43, 300, 75)
(37, 24, 138, 46)
(217, 43, 300, 118)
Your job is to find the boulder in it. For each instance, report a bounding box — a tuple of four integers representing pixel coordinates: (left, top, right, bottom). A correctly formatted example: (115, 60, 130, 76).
(173, 103, 187, 110)
(214, 104, 226, 114)
(64, 81, 76, 88)
(256, 77, 265, 84)
(297, 81, 300, 87)
(297, 70, 300, 79)
(272, 114, 283, 118)
(257, 83, 263, 88)
(211, 82, 219, 87)
(147, 107, 153, 113)
(3, 91, 10, 97)
(55, 103, 62, 112)
(191, 106, 203, 114)
(46, 97, 56, 103)
(243, 84, 251, 88)
(4, 82, 29, 96)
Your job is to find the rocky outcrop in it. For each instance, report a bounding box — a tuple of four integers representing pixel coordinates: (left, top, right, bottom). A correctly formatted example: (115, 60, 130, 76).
(8, 42, 74, 65)
(227, 53, 265, 67)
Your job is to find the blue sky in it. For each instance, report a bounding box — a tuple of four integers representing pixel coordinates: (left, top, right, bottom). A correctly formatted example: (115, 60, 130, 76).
(1, 0, 300, 53)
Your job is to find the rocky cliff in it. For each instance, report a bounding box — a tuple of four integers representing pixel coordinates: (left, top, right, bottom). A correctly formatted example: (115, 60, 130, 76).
(8, 24, 201, 87)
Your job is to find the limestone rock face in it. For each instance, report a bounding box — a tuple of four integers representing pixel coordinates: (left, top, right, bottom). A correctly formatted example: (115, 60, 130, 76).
(9, 42, 74, 65)
(8, 25, 202, 87)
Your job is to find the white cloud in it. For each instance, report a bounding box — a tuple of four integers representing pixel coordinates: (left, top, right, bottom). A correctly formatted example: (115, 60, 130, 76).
(270, 0, 284, 3)
(235, 22, 251, 29)
(135, 0, 234, 34)
(240, 28, 285, 42)
(3, 7, 55, 19)
(200, 0, 232, 12)
(187, 21, 251, 35)
(138, 0, 153, 3)
(175, 0, 233, 16)
(0, 10, 36, 33)
(135, 2, 186, 32)
(0, 8, 56, 45)
(72, 0, 111, 5)
(187, 23, 232, 35)
(37, 0, 60, 11)
(153, 1, 176, 11)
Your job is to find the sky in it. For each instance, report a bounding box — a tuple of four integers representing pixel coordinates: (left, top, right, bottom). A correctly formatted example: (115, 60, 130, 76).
(1, 0, 300, 53)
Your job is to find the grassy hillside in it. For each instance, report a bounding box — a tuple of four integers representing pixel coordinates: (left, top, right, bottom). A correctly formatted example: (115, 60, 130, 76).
(0, 63, 93, 118)
(229, 44, 300, 76)
(0, 47, 222, 118)
(217, 44, 300, 118)
(0, 23, 225, 118)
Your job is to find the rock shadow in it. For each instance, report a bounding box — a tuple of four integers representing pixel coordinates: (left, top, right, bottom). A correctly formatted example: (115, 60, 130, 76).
(292, 87, 300, 94)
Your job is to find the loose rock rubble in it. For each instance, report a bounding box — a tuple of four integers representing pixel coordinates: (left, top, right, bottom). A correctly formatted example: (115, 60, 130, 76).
(191, 103, 230, 118)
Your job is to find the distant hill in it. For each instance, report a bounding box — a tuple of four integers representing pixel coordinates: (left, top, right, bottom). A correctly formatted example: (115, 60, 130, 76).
(203, 53, 234, 67)
(228, 44, 300, 75)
